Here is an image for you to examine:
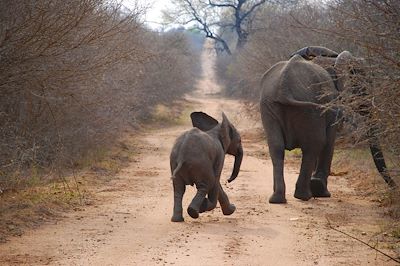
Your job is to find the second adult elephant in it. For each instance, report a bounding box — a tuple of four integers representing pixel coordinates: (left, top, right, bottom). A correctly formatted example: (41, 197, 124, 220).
(260, 46, 396, 204)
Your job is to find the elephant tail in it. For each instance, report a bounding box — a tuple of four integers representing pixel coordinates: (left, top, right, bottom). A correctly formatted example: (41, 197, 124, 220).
(171, 161, 184, 179)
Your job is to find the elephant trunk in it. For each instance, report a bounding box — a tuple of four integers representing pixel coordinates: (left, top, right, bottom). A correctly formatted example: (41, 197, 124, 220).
(368, 128, 397, 188)
(227, 146, 243, 183)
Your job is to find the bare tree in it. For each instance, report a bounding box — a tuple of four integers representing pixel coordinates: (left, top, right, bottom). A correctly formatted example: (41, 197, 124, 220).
(167, 0, 269, 54)
(209, 0, 266, 49)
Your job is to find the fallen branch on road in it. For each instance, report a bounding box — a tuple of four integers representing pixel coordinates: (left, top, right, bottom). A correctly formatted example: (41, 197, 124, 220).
(325, 217, 400, 264)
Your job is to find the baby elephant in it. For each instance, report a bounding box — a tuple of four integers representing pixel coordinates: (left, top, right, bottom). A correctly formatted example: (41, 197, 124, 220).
(170, 112, 243, 222)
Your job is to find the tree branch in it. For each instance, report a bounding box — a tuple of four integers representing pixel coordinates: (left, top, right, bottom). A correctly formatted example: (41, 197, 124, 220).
(183, 0, 232, 54)
(326, 217, 400, 264)
(208, 0, 236, 9)
(242, 0, 266, 21)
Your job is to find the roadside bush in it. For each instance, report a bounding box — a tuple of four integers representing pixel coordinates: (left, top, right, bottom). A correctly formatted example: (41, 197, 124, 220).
(0, 0, 203, 191)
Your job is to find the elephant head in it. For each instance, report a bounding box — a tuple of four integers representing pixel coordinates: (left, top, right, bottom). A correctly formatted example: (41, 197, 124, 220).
(190, 111, 243, 183)
(291, 47, 366, 92)
(291, 46, 396, 188)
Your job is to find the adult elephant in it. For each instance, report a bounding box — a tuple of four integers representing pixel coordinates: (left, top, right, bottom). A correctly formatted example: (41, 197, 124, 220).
(260, 46, 396, 204)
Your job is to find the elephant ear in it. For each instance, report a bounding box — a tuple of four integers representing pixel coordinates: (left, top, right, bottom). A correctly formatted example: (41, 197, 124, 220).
(334, 51, 353, 71)
(190, 112, 219, 131)
(333, 51, 354, 91)
(219, 112, 231, 153)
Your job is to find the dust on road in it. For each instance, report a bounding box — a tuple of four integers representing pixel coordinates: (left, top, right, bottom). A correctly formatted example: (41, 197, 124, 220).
(0, 43, 396, 266)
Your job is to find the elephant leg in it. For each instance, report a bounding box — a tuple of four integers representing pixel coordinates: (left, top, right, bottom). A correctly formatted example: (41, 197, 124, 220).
(199, 198, 211, 213)
(269, 145, 286, 203)
(294, 151, 317, 201)
(218, 183, 236, 215)
(311, 127, 336, 197)
(171, 178, 186, 222)
(206, 183, 219, 211)
(187, 181, 208, 219)
(199, 183, 219, 213)
(199, 153, 224, 213)
(264, 119, 286, 204)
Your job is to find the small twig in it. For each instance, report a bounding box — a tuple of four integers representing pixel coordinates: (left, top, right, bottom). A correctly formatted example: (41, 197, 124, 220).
(71, 165, 83, 205)
(326, 217, 400, 264)
(114, 211, 131, 215)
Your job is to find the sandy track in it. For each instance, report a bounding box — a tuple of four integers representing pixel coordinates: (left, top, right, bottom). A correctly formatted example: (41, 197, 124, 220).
(0, 45, 397, 266)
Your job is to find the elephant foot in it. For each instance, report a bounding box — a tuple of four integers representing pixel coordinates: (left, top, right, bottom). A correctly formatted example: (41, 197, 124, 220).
(171, 215, 184, 222)
(310, 178, 331, 197)
(187, 206, 199, 219)
(294, 187, 312, 201)
(222, 204, 236, 215)
(269, 192, 287, 204)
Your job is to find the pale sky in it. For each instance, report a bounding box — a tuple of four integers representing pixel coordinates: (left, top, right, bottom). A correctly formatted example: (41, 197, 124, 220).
(123, 0, 174, 30)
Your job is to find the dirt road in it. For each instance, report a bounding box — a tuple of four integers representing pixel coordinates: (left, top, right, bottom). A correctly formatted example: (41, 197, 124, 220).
(0, 45, 397, 266)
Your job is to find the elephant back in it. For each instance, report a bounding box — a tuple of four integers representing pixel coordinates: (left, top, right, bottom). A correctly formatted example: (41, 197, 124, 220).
(172, 128, 219, 168)
(262, 55, 337, 106)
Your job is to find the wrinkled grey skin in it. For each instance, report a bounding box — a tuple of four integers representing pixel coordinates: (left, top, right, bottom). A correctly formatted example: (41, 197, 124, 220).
(170, 112, 243, 222)
(261, 46, 396, 204)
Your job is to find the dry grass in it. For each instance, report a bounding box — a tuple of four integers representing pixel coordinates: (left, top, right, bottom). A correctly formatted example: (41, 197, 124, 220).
(332, 145, 400, 256)
(0, 135, 135, 243)
(0, 179, 86, 243)
(148, 100, 195, 128)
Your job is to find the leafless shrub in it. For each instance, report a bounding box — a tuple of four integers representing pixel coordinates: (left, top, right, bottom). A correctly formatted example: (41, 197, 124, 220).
(128, 29, 203, 120)
(0, 0, 202, 190)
